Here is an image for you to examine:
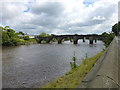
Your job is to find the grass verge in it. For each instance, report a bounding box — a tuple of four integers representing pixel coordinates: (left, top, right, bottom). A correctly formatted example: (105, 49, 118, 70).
(42, 50, 104, 88)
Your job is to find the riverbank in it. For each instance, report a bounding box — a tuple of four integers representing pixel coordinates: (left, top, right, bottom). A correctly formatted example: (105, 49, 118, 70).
(42, 50, 104, 88)
(79, 37, 119, 88)
(2, 38, 37, 46)
(16, 39, 38, 45)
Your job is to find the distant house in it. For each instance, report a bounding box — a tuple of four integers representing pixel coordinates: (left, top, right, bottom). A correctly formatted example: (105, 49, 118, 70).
(18, 34, 24, 37)
(18, 34, 35, 39)
(28, 35, 35, 38)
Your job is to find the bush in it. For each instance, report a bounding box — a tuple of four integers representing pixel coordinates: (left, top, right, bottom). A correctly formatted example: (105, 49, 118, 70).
(70, 52, 77, 69)
(11, 38, 21, 45)
(23, 36, 30, 40)
(102, 32, 115, 47)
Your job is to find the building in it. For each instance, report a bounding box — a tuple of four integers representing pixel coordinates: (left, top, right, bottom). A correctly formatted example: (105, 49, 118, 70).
(28, 35, 35, 38)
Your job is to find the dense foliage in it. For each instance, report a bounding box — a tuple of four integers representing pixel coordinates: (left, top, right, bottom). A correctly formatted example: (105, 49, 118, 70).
(101, 32, 115, 47)
(39, 32, 57, 43)
(101, 22, 120, 47)
(112, 22, 120, 36)
(39, 32, 51, 37)
(1, 26, 37, 46)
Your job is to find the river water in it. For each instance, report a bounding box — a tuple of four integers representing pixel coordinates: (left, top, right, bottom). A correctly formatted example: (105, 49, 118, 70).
(2, 40, 104, 88)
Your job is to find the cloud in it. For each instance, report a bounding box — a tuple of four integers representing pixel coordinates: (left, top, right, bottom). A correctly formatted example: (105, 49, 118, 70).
(31, 2, 64, 16)
(119, 1, 120, 21)
(0, 0, 118, 35)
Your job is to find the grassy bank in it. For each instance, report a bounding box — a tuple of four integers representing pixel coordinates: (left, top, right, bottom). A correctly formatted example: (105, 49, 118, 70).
(2, 38, 38, 46)
(17, 38, 37, 45)
(43, 50, 104, 88)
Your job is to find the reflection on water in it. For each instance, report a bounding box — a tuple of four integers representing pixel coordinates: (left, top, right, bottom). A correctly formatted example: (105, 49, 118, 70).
(2, 40, 104, 88)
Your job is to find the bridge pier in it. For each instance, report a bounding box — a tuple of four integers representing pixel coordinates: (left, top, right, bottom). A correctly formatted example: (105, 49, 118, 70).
(73, 40, 78, 44)
(73, 36, 78, 44)
(58, 40, 62, 44)
(94, 39, 97, 43)
(89, 37, 94, 44)
(83, 37, 86, 42)
(57, 37, 63, 44)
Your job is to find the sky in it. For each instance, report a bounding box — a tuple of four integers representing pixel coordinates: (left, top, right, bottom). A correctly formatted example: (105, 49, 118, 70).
(0, 0, 119, 35)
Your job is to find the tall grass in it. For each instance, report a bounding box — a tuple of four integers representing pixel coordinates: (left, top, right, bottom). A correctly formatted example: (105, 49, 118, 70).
(70, 51, 77, 69)
(42, 50, 104, 88)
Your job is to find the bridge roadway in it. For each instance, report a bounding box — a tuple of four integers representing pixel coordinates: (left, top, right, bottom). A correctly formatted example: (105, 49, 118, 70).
(79, 36, 120, 88)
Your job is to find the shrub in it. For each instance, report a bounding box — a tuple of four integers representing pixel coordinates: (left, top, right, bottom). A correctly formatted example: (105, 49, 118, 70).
(23, 36, 30, 40)
(70, 51, 77, 69)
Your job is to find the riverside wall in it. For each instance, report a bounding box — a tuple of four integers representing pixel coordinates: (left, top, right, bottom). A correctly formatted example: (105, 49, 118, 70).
(79, 37, 119, 88)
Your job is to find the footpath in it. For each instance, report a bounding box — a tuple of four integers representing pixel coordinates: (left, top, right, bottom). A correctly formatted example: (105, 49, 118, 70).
(79, 37, 119, 88)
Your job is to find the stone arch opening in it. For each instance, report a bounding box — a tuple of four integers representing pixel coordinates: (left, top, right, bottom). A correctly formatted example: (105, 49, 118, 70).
(37, 39, 45, 44)
(49, 38, 57, 43)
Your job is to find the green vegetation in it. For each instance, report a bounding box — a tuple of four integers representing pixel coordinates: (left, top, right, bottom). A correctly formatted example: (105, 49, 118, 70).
(70, 51, 77, 69)
(39, 32, 51, 37)
(101, 32, 115, 47)
(101, 22, 120, 47)
(43, 50, 104, 88)
(39, 32, 57, 43)
(1, 26, 37, 46)
(112, 21, 120, 36)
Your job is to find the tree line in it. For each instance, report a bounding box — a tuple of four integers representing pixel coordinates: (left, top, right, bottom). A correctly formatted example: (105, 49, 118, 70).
(1, 22, 120, 46)
(1, 26, 37, 46)
(102, 21, 120, 47)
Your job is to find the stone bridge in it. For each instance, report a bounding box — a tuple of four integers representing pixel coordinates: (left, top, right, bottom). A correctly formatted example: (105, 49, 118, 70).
(35, 35, 104, 44)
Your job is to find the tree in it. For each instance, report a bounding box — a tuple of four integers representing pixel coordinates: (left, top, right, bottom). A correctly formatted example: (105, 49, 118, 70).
(24, 36, 30, 40)
(112, 22, 120, 36)
(7, 29, 16, 38)
(2, 26, 20, 46)
(39, 32, 47, 37)
(18, 31, 24, 35)
(2, 30, 11, 45)
(5, 26, 10, 29)
(101, 32, 115, 47)
(39, 32, 51, 37)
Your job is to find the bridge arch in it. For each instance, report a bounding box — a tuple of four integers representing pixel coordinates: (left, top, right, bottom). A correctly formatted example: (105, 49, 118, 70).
(72, 36, 85, 44)
(38, 39, 46, 44)
(36, 35, 103, 44)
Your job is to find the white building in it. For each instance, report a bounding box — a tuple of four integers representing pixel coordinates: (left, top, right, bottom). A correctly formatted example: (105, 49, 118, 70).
(28, 35, 35, 38)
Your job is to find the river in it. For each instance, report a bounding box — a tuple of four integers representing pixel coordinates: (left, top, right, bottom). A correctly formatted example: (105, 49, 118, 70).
(2, 40, 104, 88)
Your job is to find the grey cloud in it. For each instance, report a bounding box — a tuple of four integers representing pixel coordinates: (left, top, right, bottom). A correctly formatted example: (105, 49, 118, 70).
(92, 5, 115, 18)
(0, 2, 25, 24)
(56, 19, 105, 31)
(30, 15, 59, 27)
(62, 4, 116, 29)
(19, 24, 37, 29)
(28, 2, 65, 29)
(2, 0, 117, 35)
(31, 2, 64, 16)
(118, 1, 120, 21)
(75, 19, 105, 27)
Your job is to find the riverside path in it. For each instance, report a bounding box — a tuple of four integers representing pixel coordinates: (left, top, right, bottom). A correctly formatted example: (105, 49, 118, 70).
(79, 36, 120, 88)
